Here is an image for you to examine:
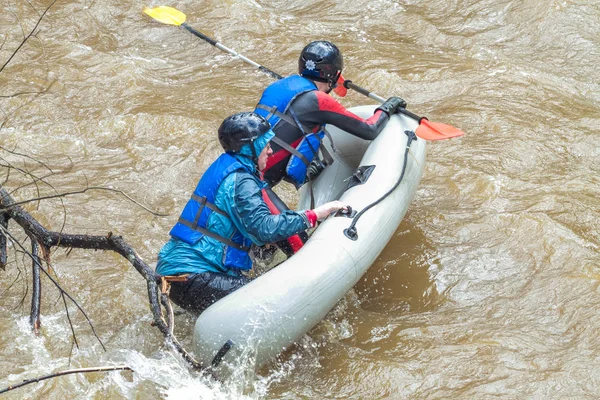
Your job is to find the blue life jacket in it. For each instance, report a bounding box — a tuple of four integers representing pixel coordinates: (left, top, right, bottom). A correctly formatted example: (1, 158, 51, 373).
(255, 75, 327, 188)
(169, 153, 253, 271)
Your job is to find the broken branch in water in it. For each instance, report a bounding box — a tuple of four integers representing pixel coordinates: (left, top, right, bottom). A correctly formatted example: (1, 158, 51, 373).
(0, 185, 210, 374)
(0, 365, 133, 395)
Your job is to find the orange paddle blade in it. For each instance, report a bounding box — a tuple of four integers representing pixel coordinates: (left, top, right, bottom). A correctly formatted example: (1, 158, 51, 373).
(415, 119, 465, 141)
(333, 75, 347, 97)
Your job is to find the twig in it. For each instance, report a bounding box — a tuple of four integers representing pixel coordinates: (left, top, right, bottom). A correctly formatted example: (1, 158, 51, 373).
(0, 90, 49, 131)
(0, 0, 59, 74)
(0, 158, 44, 208)
(0, 366, 133, 394)
(24, 0, 43, 17)
(0, 144, 54, 174)
(0, 225, 106, 351)
(0, 268, 22, 297)
(61, 292, 80, 349)
(1, 186, 168, 217)
(0, 90, 49, 98)
(5, 150, 74, 235)
(0, 213, 7, 269)
(0, 34, 7, 52)
(0, 79, 56, 113)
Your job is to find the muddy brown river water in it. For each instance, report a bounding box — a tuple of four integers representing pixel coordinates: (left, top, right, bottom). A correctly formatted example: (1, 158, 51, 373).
(1, 0, 599, 398)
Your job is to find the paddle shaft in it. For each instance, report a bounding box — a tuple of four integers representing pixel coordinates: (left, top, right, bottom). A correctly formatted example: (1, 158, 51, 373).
(343, 80, 423, 121)
(182, 23, 283, 80)
(180, 23, 397, 108)
(174, 15, 462, 138)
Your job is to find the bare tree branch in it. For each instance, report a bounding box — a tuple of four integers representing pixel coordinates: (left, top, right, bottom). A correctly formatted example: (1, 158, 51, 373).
(61, 291, 80, 349)
(2, 186, 169, 217)
(0, 89, 50, 131)
(0, 213, 7, 269)
(0, 185, 211, 374)
(0, 144, 54, 173)
(0, 158, 47, 207)
(0, 90, 46, 98)
(0, 267, 22, 295)
(0, 78, 55, 106)
(1, 224, 106, 350)
(1, 148, 75, 237)
(0, 366, 133, 395)
(0, 0, 59, 74)
(29, 237, 42, 332)
(23, 0, 43, 18)
(0, 34, 8, 52)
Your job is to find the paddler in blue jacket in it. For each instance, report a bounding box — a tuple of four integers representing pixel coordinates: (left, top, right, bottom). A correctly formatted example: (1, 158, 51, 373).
(156, 112, 347, 314)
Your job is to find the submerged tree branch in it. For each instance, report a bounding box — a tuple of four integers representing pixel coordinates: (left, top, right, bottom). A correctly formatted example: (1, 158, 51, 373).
(0, 366, 133, 395)
(0, 90, 48, 98)
(0, 184, 209, 374)
(0, 213, 7, 270)
(29, 236, 41, 333)
(1, 224, 106, 350)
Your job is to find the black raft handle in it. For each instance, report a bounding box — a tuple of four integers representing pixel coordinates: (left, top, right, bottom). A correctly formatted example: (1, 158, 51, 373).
(211, 339, 234, 367)
(335, 205, 356, 218)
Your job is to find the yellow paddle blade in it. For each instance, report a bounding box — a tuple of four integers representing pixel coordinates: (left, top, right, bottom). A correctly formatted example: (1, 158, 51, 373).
(143, 6, 186, 26)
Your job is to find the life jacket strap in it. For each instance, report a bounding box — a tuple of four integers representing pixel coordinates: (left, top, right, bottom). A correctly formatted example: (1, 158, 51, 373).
(190, 194, 228, 217)
(180, 193, 250, 252)
(270, 136, 311, 166)
(256, 103, 312, 134)
(320, 128, 335, 165)
(176, 218, 251, 252)
(256, 103, 335, 167)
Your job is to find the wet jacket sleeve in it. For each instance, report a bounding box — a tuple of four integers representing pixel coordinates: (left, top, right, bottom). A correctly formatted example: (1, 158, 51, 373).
(293, 90, 391, 140)
(227, 173, 311, 245)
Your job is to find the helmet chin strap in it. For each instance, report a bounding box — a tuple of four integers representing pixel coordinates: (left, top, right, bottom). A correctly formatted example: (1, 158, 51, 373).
(326, 71, 342, 94)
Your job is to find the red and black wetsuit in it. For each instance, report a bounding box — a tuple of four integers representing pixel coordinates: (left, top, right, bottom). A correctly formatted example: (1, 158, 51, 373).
(255, 75, 390, 256)
(259, 77, 391, 187)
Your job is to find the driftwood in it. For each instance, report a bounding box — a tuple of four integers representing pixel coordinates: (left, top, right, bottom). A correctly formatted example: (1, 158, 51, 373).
(0, 185, 209, 374)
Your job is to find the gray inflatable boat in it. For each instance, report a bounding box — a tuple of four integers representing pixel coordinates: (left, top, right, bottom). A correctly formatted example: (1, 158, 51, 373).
(192, 105, 427, 379)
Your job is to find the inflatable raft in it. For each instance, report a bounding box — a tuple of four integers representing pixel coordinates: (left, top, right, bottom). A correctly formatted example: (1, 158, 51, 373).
(192, 105, 427, 378)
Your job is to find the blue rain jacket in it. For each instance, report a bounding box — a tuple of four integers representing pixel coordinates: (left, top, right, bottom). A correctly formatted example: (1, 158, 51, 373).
(156, 130, 311, 277)
(168, 152, 255, 271)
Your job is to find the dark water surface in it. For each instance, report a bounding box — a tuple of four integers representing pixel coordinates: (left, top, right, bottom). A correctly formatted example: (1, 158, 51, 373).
(1, 0, 599, 398)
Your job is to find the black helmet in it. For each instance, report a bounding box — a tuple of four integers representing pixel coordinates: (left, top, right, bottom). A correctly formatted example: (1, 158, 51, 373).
(299, 41, 343, 85)
(218, 112, 271, 154)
